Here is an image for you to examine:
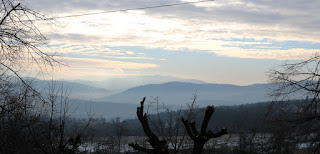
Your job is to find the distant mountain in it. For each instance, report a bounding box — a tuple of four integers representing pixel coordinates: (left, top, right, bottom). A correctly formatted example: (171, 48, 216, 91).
(71, 75, 207, 92)
(16, 78, 275, 119)
(25, 78, 111, 100)
(100, 82, 271, 106)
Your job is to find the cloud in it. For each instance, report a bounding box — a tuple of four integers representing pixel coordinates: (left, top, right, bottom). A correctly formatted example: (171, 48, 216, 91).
(103, 56, 154, 60)
(33, 57, 159, 80)
(65, 57, 159, 69)
(30, 0, 320, 35)
(28, 0, 320, 60)
(27, 0, 182, 13)
(41, 43, 158, 60)
(45, 33, 103, 43)
(113, 68, 124, 73)
(213, 48, 320, 60)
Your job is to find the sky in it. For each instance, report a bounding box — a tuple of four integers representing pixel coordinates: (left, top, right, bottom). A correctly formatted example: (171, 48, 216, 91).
(24, 0, 320, 85)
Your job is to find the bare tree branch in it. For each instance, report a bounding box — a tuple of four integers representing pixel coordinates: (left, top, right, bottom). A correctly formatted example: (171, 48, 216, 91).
(181, 105, 227, 154)
(268, 54, 320, 153)
(129, 97, 169, 154)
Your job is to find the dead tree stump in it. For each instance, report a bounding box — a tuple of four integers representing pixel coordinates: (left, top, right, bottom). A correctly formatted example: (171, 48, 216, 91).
(181, 106, 227, 154)
(129, 97, 169, 154)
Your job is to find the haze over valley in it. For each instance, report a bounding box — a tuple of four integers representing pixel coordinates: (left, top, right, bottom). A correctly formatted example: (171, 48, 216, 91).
(29, 76, 272, 119)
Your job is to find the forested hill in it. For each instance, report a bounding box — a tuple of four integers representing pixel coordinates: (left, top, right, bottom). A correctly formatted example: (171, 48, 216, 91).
(88, 99, 306, 136)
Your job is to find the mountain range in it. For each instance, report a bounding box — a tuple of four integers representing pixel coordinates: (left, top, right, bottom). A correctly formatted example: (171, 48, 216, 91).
(25, 78, 111, 100)
(70, 75, 207, 92)
(24, 77, 273, 119)
(100, 82, 271, 106)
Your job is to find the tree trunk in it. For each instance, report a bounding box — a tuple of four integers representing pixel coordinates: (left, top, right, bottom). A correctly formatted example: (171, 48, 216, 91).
(181, 106, 227, 154)
(192, 142, 205, 154)
(129, 97, 169, 154)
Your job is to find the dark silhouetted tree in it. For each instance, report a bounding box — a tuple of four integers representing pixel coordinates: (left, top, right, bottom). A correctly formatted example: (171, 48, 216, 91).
(181, 106, 227, 154)
(129, 97, 170, 154)
(269, 54, 320, 152)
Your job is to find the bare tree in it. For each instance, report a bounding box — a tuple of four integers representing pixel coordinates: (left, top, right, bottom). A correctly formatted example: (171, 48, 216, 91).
(129, 97, 170, 154)
(128, 95, 199, 154)
(130, 97, 227, 154)
(0, 0, 58, 73)
(0, 1, 97, 153)
(0, 80, 44, 153)
(144, 94, 200, 153)
(0, 0, 60, 104)
(269, 54, 320, 152)
(0, 79, 95, 153)
(38, 80, 95, 153)
(110, 117, 128, 153)
(181, 105, 227, 154)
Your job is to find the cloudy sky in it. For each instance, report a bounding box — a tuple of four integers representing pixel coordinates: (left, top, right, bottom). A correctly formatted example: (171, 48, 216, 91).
(25, 0, 320, 85)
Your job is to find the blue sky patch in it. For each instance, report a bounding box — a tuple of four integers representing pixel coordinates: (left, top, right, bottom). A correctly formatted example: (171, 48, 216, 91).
(217, 38, 320, 50)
